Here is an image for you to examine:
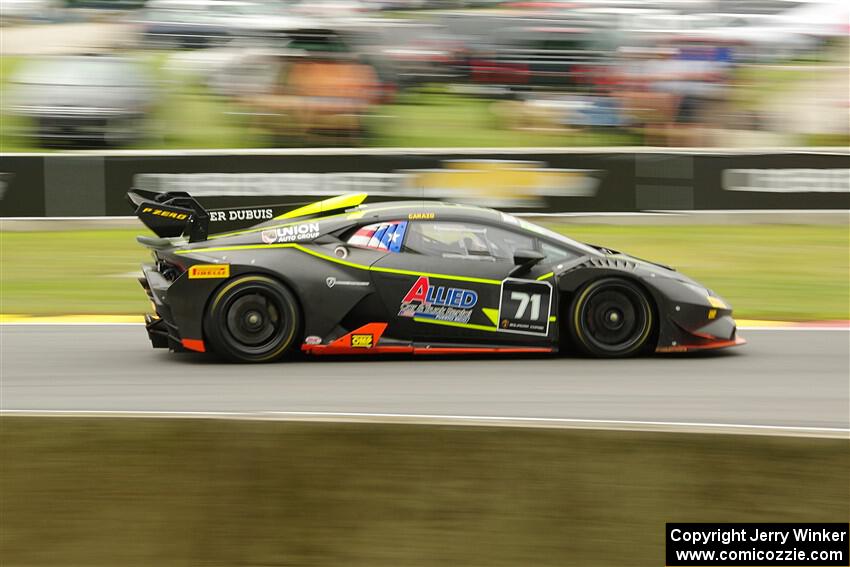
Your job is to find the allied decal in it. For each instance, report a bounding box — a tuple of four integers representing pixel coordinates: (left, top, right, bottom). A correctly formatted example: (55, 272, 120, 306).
(398, 276, 478, 324)
(261, 222, 320, 244)
(497, 278, 553, 335)
(188, 264, 230, 279)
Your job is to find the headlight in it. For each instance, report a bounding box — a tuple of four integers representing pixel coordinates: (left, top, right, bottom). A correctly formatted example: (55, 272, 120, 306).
(682, 282, 728, 309)
(682, 281, 709, 297)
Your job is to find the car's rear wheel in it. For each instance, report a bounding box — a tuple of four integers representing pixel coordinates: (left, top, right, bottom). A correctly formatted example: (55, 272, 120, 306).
(204, 275, 301, 363)
(568, 277, 655, 358)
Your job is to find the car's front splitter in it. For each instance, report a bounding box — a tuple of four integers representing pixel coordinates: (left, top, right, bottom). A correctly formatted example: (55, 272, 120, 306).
(656, 335, 747, 353)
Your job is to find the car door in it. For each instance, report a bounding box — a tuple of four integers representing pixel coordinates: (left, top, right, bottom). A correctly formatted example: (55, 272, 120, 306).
(370, 219, 557, 346)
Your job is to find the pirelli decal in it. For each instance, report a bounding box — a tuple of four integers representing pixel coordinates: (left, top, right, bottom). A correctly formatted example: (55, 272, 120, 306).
(188, 264, 230, 279)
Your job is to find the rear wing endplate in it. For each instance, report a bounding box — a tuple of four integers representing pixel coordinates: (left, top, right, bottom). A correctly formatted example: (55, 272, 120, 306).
(127, 189, 210, 242)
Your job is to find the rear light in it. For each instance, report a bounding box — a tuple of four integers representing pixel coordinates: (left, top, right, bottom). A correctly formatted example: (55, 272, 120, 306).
(157, 259, 185, 281)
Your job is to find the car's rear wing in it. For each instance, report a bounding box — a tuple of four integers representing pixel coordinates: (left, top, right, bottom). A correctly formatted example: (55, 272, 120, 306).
(128, 190, 370, 243)
(127, 188, 211, 242)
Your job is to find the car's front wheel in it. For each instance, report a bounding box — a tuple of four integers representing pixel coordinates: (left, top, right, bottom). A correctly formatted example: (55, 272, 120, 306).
(567, 277, 655, 358)
(204, 275, 301, 363)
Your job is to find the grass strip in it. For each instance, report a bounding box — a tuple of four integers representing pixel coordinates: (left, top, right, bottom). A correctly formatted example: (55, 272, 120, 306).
(1, 417, 847, 567)
(1, 225, 847, 319)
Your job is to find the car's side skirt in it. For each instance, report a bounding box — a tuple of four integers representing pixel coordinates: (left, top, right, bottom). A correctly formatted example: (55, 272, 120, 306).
(301, 322, 554, 356)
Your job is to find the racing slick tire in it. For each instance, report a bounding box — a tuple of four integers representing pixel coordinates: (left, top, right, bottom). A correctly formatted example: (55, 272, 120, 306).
(567, 277, 656, 358)
(204, 275, 302, 363)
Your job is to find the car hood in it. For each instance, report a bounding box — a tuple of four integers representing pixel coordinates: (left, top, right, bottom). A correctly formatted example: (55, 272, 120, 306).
(581, 242, 707, 290)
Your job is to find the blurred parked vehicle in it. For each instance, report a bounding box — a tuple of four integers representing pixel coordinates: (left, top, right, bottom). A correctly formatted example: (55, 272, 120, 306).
(349, 21, 468, 89)
(473, 24, 613, 92)
(0, 0, 63, 24)
(136, 0, 319, 49)
(138, 0, 231, 48)
(4, 55, 157, 147)
(291, 0, 369, 18)
(0, 0, 846, 150)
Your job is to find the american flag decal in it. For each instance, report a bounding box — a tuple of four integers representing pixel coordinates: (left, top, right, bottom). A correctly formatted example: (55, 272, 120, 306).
(349, 221, 407, 252)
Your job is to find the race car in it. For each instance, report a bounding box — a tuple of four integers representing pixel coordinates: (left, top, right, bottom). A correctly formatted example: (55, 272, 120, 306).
(128, 190, 745, 362)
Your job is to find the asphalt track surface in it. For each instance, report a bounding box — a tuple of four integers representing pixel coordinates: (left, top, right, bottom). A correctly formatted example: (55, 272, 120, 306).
(1, 326, 848, 431)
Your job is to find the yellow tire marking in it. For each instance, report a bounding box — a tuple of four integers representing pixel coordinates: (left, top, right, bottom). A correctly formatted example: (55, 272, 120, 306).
(209, 275, 298, 361)
(572, 280, 653, 356)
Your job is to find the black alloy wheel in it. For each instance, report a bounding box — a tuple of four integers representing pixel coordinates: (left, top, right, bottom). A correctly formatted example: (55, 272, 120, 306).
(204, 275, 301, 363)
(568, 278, 655, 358)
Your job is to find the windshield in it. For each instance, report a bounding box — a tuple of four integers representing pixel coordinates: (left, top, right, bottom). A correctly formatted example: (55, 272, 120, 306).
(503, 214, 599, 256)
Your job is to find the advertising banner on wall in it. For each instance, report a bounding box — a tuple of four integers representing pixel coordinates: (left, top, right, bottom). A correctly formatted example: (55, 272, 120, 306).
(1, 150, 847, 217)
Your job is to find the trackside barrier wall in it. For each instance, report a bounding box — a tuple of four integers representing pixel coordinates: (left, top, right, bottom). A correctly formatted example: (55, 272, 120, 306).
(0, 149, 848, 217)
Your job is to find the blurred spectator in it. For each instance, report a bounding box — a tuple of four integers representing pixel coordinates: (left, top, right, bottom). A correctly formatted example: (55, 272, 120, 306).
(236, 51, 381, 144)
(615, 43, 732, 146)
(654, 43, 732, 146)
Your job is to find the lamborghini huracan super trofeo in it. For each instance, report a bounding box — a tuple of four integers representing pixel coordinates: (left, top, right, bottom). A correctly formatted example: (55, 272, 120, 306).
(129, 190, 745, 362)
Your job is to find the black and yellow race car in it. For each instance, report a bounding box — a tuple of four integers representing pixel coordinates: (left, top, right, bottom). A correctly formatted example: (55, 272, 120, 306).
(129, 190, 745, 362)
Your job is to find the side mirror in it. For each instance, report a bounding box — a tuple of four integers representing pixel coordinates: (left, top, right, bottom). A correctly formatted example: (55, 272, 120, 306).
(510, 249, 545, 276)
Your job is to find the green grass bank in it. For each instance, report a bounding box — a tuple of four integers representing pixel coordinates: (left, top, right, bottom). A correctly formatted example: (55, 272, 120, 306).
(2, 224, 847, 319)
(1, 417, 848, 567)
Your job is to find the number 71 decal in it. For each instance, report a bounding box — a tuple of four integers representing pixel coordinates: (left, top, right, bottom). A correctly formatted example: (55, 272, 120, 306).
(497, 278, 553, 336)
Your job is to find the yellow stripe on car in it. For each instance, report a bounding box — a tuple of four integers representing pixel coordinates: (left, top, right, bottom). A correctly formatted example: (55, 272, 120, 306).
(211, 204, 415, 240)
(177, 243, 503, 285)
(274, 192, 369, 220)
(482, 307, 500, 326)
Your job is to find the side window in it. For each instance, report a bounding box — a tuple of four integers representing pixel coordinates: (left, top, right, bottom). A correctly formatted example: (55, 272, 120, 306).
(347, 221, 408, 252)
(539, 241, 578, 263)
(405, 221, 533, 262)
